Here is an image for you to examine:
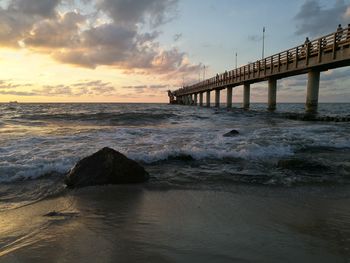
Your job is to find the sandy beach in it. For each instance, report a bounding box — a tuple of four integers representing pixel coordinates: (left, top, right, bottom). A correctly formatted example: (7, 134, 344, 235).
(1, 183, 350, 263)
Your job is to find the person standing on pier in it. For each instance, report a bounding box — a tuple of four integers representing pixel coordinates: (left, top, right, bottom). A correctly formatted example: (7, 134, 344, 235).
(336, 24, 343, 42)
(303, 37, 310, 56)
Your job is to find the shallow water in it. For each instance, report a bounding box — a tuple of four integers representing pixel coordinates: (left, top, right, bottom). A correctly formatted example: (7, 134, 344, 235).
(0, 103, 350, 262)
(1, 185, 350, 263)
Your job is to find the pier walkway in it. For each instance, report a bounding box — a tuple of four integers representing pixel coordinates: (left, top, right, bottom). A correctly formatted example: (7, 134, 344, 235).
(169, 26, 350, 112)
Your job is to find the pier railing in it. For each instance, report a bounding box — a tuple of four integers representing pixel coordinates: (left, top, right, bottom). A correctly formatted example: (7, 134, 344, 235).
(174, 26, 350, 96)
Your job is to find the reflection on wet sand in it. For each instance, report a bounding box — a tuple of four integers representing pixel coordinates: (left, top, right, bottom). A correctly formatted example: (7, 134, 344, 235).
(1, 185, 350, 263)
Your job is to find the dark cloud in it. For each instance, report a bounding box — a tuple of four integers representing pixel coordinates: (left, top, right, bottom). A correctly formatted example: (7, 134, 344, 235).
(97, 0, 178, 28)
(295, 0, 350, 37)
(0, 9, 35, 46)
(8, 0, 60, 17)
(0, 0, 62, 46)
(24, 11, 86, 48)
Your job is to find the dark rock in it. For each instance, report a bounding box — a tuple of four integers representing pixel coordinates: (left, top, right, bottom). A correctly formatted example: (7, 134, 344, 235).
(223, 130, 240, 137)
(44, 211, 61, 217)
(65, 147, 149, 188)
(44, 211, 79, 218)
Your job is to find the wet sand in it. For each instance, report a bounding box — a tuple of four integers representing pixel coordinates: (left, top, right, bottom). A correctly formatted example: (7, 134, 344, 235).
(1, 184, 350, 263)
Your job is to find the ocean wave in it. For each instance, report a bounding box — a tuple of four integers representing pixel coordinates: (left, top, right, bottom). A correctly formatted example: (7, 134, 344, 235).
(0, 158, 74, 183)
(0, 175, 66, 211)
(1, 103, 350, 186)
(13, 112, 179, 125)
(127, 144, 294, 164)
(0, 143, 294, 183)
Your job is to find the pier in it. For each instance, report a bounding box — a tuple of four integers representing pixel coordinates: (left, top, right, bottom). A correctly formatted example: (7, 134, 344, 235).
(169, 26, 350, 112)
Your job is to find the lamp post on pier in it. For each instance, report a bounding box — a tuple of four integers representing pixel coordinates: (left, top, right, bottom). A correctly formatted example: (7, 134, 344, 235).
(262, 26, 266, 59)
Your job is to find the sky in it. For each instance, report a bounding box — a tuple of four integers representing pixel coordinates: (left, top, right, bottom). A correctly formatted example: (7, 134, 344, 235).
(0, 0, 349, 103)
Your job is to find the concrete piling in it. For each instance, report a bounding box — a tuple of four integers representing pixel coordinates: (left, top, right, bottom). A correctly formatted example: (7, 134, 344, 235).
(215, 90, 220, 108)
(268, 78, 277, 111)
(306, 71, 320, 113)
(206, 91, 211, 107)
(227, 87, 233, 109)
(199, 92, 204, 106)
(243, 84, 250, 109)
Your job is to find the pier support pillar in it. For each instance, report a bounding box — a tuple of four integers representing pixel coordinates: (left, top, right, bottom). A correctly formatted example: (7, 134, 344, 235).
(268, 78, 277, 111)
(185, 95, 190, 105)
(206, 91, 211, 107)
(183, 96, 187, 105)
(188, 95, 193, 105)
(243, 83, 250, 109)
(199, 92, 204, 106)
(194, 93, 198, 106)
(215, 89, 220, 108)
(227, 87, 233, 109)
(306, 71, 320, 113)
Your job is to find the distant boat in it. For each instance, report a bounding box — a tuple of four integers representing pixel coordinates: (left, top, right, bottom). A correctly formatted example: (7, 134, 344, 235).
(9, 101, 18, 104)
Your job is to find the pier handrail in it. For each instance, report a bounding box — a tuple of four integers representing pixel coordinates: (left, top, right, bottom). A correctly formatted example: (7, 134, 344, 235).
(174, 26, 350, 96)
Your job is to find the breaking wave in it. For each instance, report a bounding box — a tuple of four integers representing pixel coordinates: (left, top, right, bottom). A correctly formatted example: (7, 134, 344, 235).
(0, 103, 350, 187)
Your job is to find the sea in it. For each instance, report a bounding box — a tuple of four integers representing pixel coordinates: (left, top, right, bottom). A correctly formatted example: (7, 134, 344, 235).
(0, 102, 350, 262)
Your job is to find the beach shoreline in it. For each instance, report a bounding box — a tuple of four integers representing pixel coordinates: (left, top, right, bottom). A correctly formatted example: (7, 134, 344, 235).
(1, 183, 350, 262)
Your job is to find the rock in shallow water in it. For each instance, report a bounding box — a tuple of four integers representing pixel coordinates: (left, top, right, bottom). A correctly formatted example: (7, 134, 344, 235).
(223, 130, 240, 137)
(65, 147, 149, 188)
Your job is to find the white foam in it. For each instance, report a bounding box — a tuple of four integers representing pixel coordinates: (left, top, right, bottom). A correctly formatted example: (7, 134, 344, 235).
(1, 104, 350, 182)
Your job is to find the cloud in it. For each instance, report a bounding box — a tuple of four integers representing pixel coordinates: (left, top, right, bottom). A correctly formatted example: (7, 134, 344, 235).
(295, 0, 350, 37)
(23, 11, 86, 48)
(97, 0, 178, 28)
(320, 68, 350, 81)
(0, 0, 199, 83)
(0, 80, 32, 89)
(173, 33, 182, 41)
(33, 85, 73, 96)
(122, 84, 170, 94)
(345, 6, 350, 19)
(0, 0, 62, 46)
(0, 90, 37, 96)
(276, 68, 350, 95)
(8, 0, 60, 17)
(0, 79, 117, 97)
